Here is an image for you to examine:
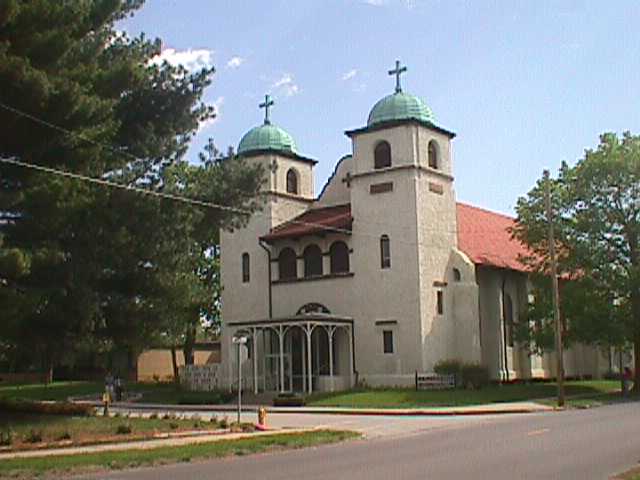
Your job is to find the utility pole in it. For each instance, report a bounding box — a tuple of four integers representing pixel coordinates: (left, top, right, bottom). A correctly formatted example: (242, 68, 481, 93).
(544, 169, 565, 407)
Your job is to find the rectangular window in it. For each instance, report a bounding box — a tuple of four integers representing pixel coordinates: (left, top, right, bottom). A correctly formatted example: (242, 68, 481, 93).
(242, 253, 250, 283)
(436, 290, 443, 315)
(383, 330, 394, 354)
(380, 235, 391, 269)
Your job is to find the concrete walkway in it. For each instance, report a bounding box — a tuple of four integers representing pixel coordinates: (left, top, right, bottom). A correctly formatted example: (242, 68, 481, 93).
(79, 399, 554, 416)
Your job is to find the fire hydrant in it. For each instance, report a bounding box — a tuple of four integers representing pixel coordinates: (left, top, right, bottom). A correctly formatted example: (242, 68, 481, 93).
(257, 407, 267, 429)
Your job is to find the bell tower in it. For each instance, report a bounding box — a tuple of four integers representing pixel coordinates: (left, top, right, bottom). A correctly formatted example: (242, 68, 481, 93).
(345, 60, 458, 378)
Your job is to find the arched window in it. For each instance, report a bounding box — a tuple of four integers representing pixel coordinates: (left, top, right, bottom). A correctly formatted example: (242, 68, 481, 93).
(303, 244, 323, 277)
(380, 235, 391, 269)
(278, 247, 297, 280)
(453, 268, 461, 282)
(241, 253, 250, 283)
(504, 293, 514, 347)
(286, 168, 298, 194)
(374, 141, 391, 169)
(428, 140, 439, 169)
(329, 241, 350, 274)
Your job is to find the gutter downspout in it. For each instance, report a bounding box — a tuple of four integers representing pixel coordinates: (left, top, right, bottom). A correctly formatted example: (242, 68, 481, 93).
(501, 273, 510, 382)
(259, 240, 273, 319)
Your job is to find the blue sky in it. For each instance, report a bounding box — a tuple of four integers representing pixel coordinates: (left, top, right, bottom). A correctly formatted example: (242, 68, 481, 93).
(122, 0, 640, 215)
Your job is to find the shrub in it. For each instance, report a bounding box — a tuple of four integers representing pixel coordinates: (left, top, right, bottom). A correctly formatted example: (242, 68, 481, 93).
(56, 431, 72, 441)
(434, 359, 463, 386)
(169, 422, 179, 430)
(460, 363, 490, 389)
(24, 429, 42, 444)
(148, 413, 158, 420)
(219, 416, 229, 429)
(0, 429, 13, 446)
(115, 423, 132, 435)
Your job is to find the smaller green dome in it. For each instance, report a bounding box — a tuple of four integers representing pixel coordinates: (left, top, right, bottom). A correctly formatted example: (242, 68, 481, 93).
(237, 123, 298, 155)
(367, 91, 435, 127)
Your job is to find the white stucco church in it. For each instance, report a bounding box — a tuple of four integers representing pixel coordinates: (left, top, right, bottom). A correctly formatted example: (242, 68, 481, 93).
(220, 61, 607, 394)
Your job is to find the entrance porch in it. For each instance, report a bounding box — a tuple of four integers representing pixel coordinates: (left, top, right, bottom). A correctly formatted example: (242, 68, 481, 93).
(227, 313, 354, 394)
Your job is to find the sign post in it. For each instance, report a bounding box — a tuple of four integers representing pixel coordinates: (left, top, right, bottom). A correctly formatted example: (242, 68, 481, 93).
(232, 335, 248, 424)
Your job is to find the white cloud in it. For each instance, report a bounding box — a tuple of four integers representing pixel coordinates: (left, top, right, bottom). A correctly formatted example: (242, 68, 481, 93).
(272, 73, 300, 97)
(198, 96, 224, 132)
(360, 0, 417, 8)
(342, 69, 358, 81)
(226, 56, 245, 69)
(362, 0, 387, 5)
(152, 48, 214, 73)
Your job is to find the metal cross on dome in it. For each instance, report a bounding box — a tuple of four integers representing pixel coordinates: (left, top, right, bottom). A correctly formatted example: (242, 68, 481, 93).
(259, 94, 274, 125)
(388, 60, 407, 93)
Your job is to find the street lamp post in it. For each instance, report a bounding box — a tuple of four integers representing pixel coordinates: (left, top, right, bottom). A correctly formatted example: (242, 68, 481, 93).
(232, 336, 248, 424)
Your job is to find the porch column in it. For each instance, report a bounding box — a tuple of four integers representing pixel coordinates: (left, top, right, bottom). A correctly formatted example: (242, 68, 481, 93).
(302, 332, 307, 394)
(278, 325, 285, 393)
(306, 323, 313, 394)
(348, 325, 354, 388)
(252, 328, 258, 394)
(328, 326, 335, 392)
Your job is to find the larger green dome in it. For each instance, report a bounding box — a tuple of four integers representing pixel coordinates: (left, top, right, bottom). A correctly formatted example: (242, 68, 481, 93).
(237, 123, 297, 155)
(367, 91, 435, 127)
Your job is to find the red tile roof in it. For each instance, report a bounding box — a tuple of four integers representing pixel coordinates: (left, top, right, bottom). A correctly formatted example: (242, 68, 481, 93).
(261, 201, 530, 273)
(261, 204, 352, 242)
(456, 202, 530, 272)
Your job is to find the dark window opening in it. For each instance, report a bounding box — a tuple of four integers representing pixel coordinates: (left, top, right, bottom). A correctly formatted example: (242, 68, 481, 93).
(286, 168, 298, 194)
(453, 268, 461, 282)
(303, 244, 323, 277)
(329, 241, 350, 274)
(436, 290, 444, 315)
(383, 330, 394, 354)
(428, 140, 439, 169)
(278, 247, 297, 280)
(374, 141, 392, 169)
(241, 253, 250, 283)
(380, 235, 391, 269)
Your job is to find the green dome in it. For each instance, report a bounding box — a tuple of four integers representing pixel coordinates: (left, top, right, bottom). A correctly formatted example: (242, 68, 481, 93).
(367, 91, 435, 127)
(237, 123, 297, 155)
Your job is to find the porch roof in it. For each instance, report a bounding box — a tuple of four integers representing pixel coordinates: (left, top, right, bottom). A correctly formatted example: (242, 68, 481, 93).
(227, 313, 353, 328)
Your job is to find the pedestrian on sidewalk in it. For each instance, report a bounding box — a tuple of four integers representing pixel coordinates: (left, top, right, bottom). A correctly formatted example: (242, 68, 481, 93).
(623, 367, 633, 396)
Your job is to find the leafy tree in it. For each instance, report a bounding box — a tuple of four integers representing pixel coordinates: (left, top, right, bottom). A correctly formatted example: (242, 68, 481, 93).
(0, 1, 263, 377)
(513, 132, 640, 388)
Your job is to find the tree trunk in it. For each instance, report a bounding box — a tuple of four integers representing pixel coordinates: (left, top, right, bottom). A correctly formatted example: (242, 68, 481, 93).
(183, 321, 196, 366)
(170, 347, 180, 383)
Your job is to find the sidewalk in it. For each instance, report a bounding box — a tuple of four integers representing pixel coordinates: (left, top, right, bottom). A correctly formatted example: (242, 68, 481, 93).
(79, 399, 555, 416)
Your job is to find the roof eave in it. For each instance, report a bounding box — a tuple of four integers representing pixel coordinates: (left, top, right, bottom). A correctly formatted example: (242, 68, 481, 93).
(345, 119, 456, 139)
(238, 149, 318, 165)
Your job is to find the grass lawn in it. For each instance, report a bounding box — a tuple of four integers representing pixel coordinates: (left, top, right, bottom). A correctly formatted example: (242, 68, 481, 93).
(0, 429, 359, 479)
(306, 380, 621, 408)
(0, 412, 226, 450)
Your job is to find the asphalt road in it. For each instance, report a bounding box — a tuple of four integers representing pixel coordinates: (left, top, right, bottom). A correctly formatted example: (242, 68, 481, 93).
(82, 402, 640, 480)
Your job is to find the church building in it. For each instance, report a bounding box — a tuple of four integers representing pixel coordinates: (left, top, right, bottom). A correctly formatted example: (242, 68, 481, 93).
(220, 61, 606, 394)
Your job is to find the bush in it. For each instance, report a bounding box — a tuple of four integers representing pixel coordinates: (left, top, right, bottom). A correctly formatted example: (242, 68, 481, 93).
(0, 429, 13, 446)
(24, 429, 42, 444)
(56, 431, 72, 441)
(460, 363, 490, 389)
(434, 359, 463, 386)
(219, 416, 229, 429)
(115, 423, 132, 435)
(0, 398, 94, 416)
